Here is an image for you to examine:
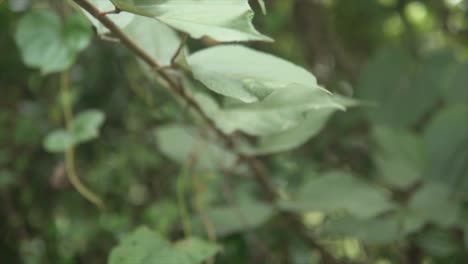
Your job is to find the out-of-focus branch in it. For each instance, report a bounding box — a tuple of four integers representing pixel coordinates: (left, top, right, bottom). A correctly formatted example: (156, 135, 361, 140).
(60, 72, 105, 210)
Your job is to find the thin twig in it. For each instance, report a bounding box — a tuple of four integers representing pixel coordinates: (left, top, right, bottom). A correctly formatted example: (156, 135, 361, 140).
(60, 72, 105, 210)
(71, 1, 339, 262)
(191, 161, 217, 264)
(171, 33, 188, 66)
(176, 164, 192, 237)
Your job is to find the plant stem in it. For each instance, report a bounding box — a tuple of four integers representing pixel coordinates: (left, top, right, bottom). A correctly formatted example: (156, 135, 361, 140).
(60, 72, 105, 211)
(176, 163, 192, 237)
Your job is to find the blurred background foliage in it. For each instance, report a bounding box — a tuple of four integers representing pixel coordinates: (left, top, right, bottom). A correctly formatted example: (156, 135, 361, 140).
(1, 0, 468, 263)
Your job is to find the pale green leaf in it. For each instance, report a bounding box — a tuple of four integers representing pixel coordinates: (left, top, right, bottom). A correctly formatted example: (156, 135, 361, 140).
(188, 45, 325, 103)
(71, 110, 106, 143)
(249, 109, 336, 154)
(194, 202, 274, 236)
(175, 238, 220, 264)
(108, 227, 191, 264)
(424, 105, 468, 188)
(80, 0, 134, 34)
(154, 124, 236, 170)
(15, 10, 92, 74)
(64, 13, 95, 52)
(321, 216, 401, 244)
(408, 182, 460, 227)
(281, 171, 395, 219)
(373, 126, 426, 188)
(357, 48, 447, 127)
(109, 227, 218, 264)
(110, 0, 272, 42)
(44, 130, 74, 153)
(417, 230, 458, 257)
(194, 87, 345, 137)
(441, 63, 468, 104)
(123, 16, 181, 66)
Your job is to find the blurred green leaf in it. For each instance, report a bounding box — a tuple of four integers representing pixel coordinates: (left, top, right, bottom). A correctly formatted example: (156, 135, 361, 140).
(175, 237, 220, 264)
(373, 126, 425, 188)
(154, 124, 236, 171)
(108, 227, 185, 264)
(123, 16, 181, 66)
(441, 63, 468, 104)
(358, 48, 448, 127)
(194, 202, 274, 236)
(144, 201, 179, 236)
(71, 110, 106, 144)
(43, 130, 74, 153)
(407, 182, 460, 228)
(424, 105, 468, 188)
(281, 171, 395, 219)
(250, 108, 339, 155)
(108, 227, 218, 264)
(321, 216, 401, 244)
(15, 10, 92, 74)
(417, 230, 459, 257)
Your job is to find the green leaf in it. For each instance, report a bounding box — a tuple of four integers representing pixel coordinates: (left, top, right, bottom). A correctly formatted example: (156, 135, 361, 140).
(192, 87, 354, 154)
(424, 105, 468, 189)
(321, 216, 401, 245)
(249, 108, 336, 154)
(188, 45, 326, 103)
(175, 238, 220, 264)
(143, 201, 179, 236)
(43, 110, 105, 153)
(441, 63, 468, 104)
(110, 0, 272, 42)
(244, 95, 356, 154)
(15, 10, 92, 74)
(108, 227, 189, 264)
(195, 87, 344, 137)
(71, 110, 106, 144)
(79, 0, 134, 34)
(357, 48, 447, 127)
(123, 16, 181, 66)
(43, 130, 74, 153)
(373, 126, 426, 188)
(108, 227, 218, 264)
(194, 202, 274, 236)
(417, 230, 459, 257)
(407, 182, 460, 227)
(154, 124, 236, 171)
(281, 171, 394, 219)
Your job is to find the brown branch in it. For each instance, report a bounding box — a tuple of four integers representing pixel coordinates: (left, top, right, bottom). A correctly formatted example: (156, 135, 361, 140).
(170, 33, 188, 67)
(71, 0, 339, 262)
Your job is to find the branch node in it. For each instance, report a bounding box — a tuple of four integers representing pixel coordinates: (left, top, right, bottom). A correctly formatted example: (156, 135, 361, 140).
(170, 33, 188, 67)
(98, 7, 121, 17)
